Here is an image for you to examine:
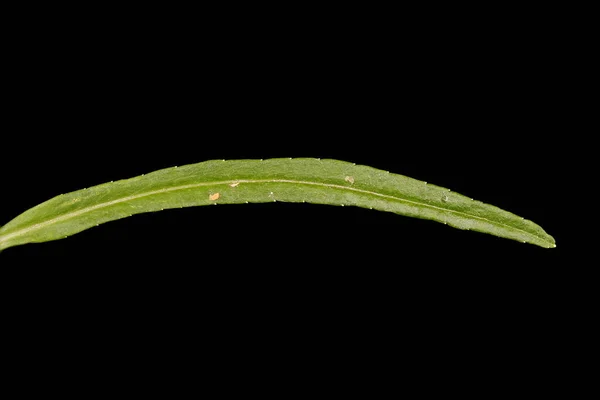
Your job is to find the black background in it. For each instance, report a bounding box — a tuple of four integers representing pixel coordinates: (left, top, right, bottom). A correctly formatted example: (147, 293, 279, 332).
(0, 4, 577, 390)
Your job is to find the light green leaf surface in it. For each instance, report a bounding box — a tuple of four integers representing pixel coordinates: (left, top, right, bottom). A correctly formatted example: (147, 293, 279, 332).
(0, 158, 555, 250)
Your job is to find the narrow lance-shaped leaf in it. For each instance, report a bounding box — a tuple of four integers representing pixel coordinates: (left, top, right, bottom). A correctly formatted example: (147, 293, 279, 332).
(0, 158, 556, 251)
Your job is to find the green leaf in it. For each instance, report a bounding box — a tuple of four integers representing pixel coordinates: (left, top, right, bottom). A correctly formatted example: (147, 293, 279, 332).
(0, 158, 555, 251)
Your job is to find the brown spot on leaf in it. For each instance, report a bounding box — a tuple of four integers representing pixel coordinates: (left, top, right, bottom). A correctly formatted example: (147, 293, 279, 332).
(209, 193, 220, 201)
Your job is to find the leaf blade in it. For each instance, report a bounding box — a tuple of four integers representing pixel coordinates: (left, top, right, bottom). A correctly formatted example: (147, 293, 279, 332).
(0, 158, 556, 250)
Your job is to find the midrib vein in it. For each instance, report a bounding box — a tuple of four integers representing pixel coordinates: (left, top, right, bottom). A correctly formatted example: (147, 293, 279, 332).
(0, 178, 542, 245)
